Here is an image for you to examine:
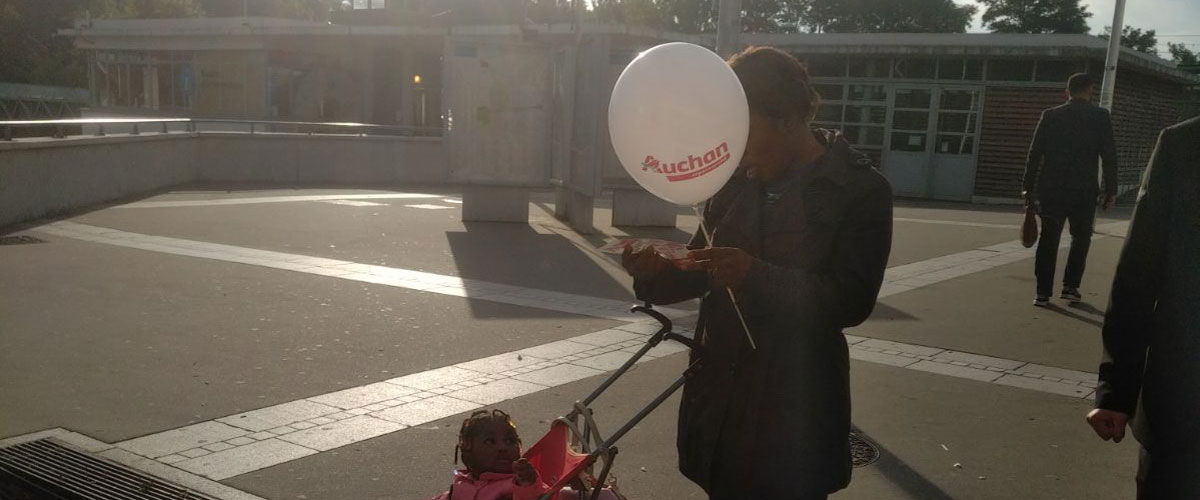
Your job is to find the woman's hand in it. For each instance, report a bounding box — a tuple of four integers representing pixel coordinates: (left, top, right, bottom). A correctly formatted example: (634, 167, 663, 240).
(513, 458, 538, 486)
(689, 247, 754, 289)
(621, 246, 672, 280)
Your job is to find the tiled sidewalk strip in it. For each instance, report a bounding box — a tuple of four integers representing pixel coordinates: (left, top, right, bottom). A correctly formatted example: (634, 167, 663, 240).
(877, 221, 1128, 298)
(113, 320, 694, 480)
(845, 335, 1097, 398)
(116, 193, 444, 209)
(34, 221, 688, 323)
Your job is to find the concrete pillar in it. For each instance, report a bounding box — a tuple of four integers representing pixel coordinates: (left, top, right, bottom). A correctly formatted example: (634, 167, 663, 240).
(567, 189, 595, 234)
(612, 189, 677, 227)
(462, 185, 530, 223)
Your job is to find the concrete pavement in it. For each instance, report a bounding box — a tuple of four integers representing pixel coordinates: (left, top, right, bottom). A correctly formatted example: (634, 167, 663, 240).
(0, 186, 1140, 499)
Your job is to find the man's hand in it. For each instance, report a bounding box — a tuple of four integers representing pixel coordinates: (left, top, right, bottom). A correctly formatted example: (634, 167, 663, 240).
(1100, 194, 1116, 210)
(1022, 190, 1037, 209)
(513, 458, 538, 486)
(621, 246, 671, 281)
(1086, 408, 1130, 443)
(689, 247, 754, 289)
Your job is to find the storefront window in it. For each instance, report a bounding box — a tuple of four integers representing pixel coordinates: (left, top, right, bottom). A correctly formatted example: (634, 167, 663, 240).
(849, 58, 890, 78)
(987, 59, 1035, 81)
(804, 56, 846, 78)
(1035, 60, 1086, 82)
(893, 58, 936, 79)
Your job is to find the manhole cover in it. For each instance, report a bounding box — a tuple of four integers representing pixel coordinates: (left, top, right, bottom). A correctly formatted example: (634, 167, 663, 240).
(0, 235, 45, 246)
(0, 438, 217, 500)
(850, 433, 880, 468)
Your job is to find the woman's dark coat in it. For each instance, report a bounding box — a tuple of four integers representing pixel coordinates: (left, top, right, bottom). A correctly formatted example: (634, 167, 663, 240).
(634, 130, 893, 497)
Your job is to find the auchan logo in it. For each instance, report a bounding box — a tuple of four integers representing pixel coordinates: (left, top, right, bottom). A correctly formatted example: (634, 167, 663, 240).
(641, 142, 730, 183)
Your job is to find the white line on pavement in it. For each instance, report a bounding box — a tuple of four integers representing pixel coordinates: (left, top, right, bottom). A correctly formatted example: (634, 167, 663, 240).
(32, 221, 687, 324)
(116, 193, 443, 209)
(23, 219, 1126, 483)
(893, 217, 1019, 229)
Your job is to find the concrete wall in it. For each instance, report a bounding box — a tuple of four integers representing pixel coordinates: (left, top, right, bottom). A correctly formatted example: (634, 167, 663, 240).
(195, 134, 446, 184)
(0, 135, 198, 229)
(0, 133, 446, 229)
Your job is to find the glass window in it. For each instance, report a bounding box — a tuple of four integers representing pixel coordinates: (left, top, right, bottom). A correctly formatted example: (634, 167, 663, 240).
(893, 58, 936, 79)
(816, 104, 843, 123)
(938, 59, 964, 80)
(894, 88, 931, 109)
(844, 125, 885, 147)
(845, 105, 886, 124)
(813, 83, 843, 101)
(937, 113, 977, 133)
(891, 132, 928, 152)
(848, 58, 890, 78)
(939, 59, 982, 80)
(892, 110, 929, 131)
(848, 84, 886, 101)
(964, 60, 983, 80)
(1035, 60, 1085, 82)
(987, 59, 1034, 81)
(804, 56, 845, 78)
(939, 90, 979, 111)
(935, 134, 975, 154)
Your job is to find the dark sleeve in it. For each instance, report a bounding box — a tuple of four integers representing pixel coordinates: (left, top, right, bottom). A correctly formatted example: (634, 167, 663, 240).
(1094, 126, 1173, 415)
(631, 210, 711, 306)
(741, 176, 893, 330)
(1023, 111, 1049, 194)
(1099, 110, 1119, 197)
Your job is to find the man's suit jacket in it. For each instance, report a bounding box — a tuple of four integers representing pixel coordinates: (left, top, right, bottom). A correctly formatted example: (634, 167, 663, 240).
(1023, 98, 1119, 197)
(1095, 116, 1200, 456)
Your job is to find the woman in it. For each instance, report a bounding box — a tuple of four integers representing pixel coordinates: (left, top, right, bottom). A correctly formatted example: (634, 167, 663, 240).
(622, 46, 893, 499)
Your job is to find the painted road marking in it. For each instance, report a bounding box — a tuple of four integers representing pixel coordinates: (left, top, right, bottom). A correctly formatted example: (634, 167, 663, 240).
(319, 199, 388, 207)
(32, 221, 687, 323)
(404, 204, 454, 210)
(117, 193, 443, 209)
(23, 219, 1126, 483)
(893, 217, 1019, 229)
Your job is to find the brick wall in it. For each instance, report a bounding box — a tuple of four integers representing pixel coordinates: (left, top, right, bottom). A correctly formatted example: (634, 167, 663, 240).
(1111, 69, 1187, 193)
(974, 70, 1188, 200)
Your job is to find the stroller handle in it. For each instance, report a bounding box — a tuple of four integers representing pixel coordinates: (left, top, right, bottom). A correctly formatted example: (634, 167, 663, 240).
(630, 304, 671, 335)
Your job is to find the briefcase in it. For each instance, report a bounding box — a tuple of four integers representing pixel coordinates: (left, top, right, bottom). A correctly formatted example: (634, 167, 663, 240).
(1021, 207, 1039, 248)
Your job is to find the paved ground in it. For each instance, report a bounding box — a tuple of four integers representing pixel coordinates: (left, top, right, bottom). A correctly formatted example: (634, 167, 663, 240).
(0, 185, 1142, 500)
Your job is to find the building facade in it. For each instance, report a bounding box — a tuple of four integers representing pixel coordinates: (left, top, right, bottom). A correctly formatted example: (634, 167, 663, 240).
(63, 18, 1198, 202)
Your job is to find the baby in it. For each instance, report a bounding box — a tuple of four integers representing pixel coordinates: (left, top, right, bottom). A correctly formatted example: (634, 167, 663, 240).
(430, 409, 550, 500)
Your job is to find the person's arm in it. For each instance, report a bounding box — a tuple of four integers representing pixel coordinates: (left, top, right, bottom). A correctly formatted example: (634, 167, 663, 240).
(513, 458, 551, 500)
(1099, 109, 1119, 199)
(1022, 111, 1050, 198)
(1094, 126, 1173, 417)
(630, 225, 709, 305)
(740, 177, 893, 330)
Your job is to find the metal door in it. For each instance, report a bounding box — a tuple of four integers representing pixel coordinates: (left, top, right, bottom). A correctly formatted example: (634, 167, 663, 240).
(884, 86, 935, 198)
(929, 88, 983, 201)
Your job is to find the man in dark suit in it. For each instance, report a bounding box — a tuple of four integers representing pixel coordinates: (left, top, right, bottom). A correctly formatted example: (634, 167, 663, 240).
(1087, 116, 1200, 498)
(1022, 73, 1118, 306)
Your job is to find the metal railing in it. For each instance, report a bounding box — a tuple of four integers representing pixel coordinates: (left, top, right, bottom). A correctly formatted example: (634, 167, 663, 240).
(0, 118, 445, 141)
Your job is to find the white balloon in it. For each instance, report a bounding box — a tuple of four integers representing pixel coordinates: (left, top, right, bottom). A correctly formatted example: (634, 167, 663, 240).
(608, 43, 749, 207)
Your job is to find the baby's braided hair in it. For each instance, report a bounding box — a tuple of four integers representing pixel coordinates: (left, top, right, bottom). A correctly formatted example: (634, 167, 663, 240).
(454, 408, 521, 468)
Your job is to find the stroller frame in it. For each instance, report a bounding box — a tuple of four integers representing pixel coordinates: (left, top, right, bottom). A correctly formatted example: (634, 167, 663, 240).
(535, 304, 704, 500)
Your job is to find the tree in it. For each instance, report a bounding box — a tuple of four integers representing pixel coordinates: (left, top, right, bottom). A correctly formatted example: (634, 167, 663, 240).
(977, 0, 1091, 34)
(780, 0, 976, 34)
(1168, 42, 1198, 66)
(1100, 25, 1158, 55)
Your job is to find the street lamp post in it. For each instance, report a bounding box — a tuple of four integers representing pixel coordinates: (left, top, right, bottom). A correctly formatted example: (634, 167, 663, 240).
(1099, 0, 1127, 110)
(716, 0, 742, 58)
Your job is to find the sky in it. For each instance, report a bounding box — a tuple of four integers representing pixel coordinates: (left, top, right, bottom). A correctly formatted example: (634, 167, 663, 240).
(961, 0, 1200, 59)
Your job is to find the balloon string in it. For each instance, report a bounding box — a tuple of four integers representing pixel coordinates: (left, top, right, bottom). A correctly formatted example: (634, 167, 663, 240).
(692, 204, 757, 350)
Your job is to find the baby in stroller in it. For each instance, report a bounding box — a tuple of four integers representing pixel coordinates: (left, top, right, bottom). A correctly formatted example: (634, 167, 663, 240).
(428, 409, 550, 500)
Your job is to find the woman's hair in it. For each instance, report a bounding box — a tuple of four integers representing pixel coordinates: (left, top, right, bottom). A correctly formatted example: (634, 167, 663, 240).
(455, 408, 521, 469)
(727, 46, 822, 125)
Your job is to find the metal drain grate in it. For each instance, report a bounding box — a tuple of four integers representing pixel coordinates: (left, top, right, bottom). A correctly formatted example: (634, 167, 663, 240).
(850, 433, 880, 468)
(0, 235, 46, 246)
(0, 438, 216, 500)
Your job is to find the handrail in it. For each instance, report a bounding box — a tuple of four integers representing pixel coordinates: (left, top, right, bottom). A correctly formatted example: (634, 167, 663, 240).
(0, 118, 446, 141)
